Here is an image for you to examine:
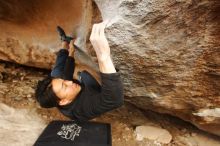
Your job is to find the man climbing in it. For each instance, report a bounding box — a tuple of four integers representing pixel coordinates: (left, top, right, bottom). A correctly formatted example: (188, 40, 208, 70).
(35, 22, 124, 121)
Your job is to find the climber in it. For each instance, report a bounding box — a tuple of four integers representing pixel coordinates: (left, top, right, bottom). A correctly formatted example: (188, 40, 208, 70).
(35, 21, 124, 121)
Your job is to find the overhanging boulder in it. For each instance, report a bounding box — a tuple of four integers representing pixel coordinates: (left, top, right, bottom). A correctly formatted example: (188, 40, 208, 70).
(94, 0, 220, 136)
(0, 0, 93, 69)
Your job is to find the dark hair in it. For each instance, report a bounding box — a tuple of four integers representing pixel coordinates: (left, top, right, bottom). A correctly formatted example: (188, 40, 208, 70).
(35, 76, 60, 108)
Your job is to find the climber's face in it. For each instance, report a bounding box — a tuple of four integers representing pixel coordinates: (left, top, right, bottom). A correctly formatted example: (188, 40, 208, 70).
(51, 78, 81, 106)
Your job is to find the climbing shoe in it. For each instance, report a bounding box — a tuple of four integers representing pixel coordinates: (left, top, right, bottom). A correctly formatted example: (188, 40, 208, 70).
(57, 26, 73, 43)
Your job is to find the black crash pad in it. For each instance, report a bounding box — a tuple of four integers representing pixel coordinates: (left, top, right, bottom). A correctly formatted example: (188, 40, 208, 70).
(34, 120, 112, 146)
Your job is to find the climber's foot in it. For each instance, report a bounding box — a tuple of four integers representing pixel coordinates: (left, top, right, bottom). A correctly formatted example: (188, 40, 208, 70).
(57, 26, 73, 43)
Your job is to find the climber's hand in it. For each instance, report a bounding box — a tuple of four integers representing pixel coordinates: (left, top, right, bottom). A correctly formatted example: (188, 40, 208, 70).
(90, 21, 116, 73)
(89, 21, 110, 62)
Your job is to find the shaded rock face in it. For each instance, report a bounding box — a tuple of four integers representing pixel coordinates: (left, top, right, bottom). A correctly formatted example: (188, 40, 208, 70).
(0, 0, 92, 69)
(94, 0, 220, 136)
(0, 0, 219, 137)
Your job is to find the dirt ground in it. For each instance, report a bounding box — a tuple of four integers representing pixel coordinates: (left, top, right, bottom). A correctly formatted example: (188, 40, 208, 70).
(0, 61, 220, 146)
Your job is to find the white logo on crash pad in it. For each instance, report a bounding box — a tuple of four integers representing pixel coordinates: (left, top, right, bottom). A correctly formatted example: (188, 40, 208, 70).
(57, 124, 82, 141)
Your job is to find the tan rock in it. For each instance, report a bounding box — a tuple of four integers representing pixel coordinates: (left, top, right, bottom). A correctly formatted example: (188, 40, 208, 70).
(135, 125, 172, 144)
(0, 0, 94, 69)
(0, 103, 46, 146)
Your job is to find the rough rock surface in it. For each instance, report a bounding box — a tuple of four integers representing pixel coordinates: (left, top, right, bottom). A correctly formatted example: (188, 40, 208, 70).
(0, 0, 93, 69)
(0, 103, 46, 146)
(0, 0, 220, 136)
(135, 125, 172, 143)
(94, 0, 220, 136)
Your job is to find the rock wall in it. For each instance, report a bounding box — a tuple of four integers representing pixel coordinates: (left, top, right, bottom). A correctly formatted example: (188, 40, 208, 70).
(0, 0, 219, 136)
(0, 0, 93, 69)
(94, 0, 220, 136)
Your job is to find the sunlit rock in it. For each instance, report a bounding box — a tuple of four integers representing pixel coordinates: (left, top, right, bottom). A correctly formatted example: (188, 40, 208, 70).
(0, 103, 46, 146)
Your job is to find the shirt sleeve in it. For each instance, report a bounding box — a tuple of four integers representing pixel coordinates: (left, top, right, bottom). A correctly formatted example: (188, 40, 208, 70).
(74, 72, 124, 121)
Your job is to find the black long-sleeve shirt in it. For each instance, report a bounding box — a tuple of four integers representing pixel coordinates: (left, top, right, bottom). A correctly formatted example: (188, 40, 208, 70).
(55, 50, 124, 121)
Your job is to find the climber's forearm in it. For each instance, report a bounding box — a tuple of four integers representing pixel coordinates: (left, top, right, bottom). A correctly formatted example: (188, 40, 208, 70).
(89, 21, 117, 74)
(98, 56, 116, 74)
